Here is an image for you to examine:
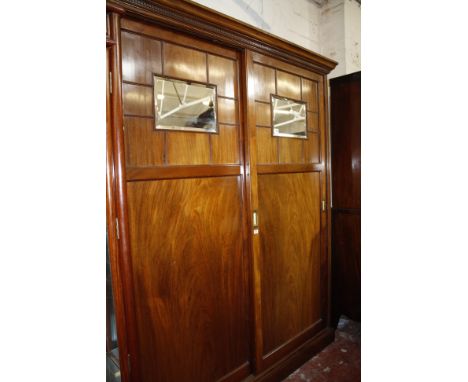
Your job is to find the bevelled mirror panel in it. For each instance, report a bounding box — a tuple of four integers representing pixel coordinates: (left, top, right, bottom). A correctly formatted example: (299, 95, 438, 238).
(154, 75, 218, 133)
(271, 95, 307, 139)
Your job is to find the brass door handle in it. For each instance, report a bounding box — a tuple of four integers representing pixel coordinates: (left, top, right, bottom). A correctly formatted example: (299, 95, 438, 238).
(253, 210, 259, 235)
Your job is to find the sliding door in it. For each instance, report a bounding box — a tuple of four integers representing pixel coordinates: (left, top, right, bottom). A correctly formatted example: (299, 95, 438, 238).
(120, 19, 251, 382)
(247, 51, 330, 371)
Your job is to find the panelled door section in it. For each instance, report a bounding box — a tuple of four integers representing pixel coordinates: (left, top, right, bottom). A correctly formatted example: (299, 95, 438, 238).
(120, 19, 250, 382)
(250, 51, 329, 368)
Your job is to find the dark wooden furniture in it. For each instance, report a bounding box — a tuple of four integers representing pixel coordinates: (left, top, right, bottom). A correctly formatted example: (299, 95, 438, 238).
(106, 1, 337, 381)
(330, 71, 361, 325)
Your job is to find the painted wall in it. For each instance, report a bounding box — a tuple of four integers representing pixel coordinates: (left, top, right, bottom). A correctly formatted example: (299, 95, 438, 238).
(344, 0, 361, 74)
(320, 0, 346, 77)
(191, 0, 361, 78)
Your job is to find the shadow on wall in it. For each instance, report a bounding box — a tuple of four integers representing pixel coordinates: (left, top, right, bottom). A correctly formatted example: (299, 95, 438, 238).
(233, 0, 271, 31)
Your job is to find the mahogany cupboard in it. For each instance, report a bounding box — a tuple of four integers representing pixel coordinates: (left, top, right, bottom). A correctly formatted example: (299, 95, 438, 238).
(106, 1, 337, 381)
(330, 72, 361, 325)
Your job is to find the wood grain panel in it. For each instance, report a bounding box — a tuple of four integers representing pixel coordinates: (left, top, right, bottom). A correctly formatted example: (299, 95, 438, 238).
(307, 112, 319, 132)
(124, 117, 164, 167)
(255, 102, 271, 127)
(166, 131, 210, 165)
(278, 138, 304, 164)
(276, 70, 301, 100)
(127, 165, 241, 182)
(208, 55, 237, 98)
(331, 73, 361, 209)
(301, 78, 319, 112)
(121, 18, 238, 60)
(256, 127, 278, 164)
(127, 177, 249, 382)
(304, 132, 320, 164)
(121, 31, 162, 84)
(211, 125, 239, 164)
(254, 64, 275, 102)
(122, 83, 153, 116)
(217, 98, 238, 125)
(252, 52, 324, 81)
(330, 72, 361, 325)
(258, 172, 322, 355)
(163, 42, 207, 82)
(257, 163, 323, 175)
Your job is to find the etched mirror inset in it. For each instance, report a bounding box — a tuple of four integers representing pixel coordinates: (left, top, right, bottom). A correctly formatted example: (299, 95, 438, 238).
(154, 75, 218, 133)
(271, 95, 307, 139)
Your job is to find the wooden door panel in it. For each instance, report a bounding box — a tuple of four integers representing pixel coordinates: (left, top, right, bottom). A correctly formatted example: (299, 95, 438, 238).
(127, 177, 249, 382)
(256, 127, 278, 164)
(122, 83, 153, 117)
(253, 64, 275, 102)
(248, 51, 329, 370)
(217, 98, 238, 125)
(276, 70, 301, 100)
(258, 172, 322, 355)
(121, 20, 243, 170)
(163, 42, 207, 82)
(166, 131, 210, 165)
(278, 139, 304, 164)
(301, 78, 319, 113)
(208, 55, 237, 98)
(120, 19, 249, 381)
(124, 117, 165, 167)
(255, 102, 271, 127)
(307, 112, 319, 132)
(304, 132, 320, 164)
(121, 31, 162, 84)
(252, 60, 325, 167)
(211, 125, 240, 164)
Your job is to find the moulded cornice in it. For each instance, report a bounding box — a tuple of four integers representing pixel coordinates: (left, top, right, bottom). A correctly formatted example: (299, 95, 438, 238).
(106, 0, 338, 75)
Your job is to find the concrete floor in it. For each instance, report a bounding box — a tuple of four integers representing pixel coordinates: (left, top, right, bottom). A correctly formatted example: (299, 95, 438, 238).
(283, 317, 361, 382)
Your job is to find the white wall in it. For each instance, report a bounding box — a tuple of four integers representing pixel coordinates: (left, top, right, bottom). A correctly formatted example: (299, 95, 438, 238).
(192, 0, 322, 52)
(344, 0, 361, 74)
(190, 0, 361, 78)
(320, 0, 346, 77)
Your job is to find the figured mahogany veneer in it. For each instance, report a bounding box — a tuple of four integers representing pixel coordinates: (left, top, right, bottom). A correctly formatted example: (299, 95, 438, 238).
(258, 172, 322, 355)
(245, 49, 332, 375)
(127, 177, 250, 382)
(106, 1, 337, 381)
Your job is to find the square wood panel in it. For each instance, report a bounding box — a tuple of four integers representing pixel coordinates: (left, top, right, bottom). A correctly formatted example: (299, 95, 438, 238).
(208, 55, 237, 99)
(302, 78, 319, 113)
(163, 43, 207, 83)
(278, 138, 304, 164)
(256, 127, 278, 164)
(276, 70, 301, 100)
(217, 98, 238, 125)
(123, 83, 153, 117)
(304, 132, 320, 163)
(211, 125, 239, 164)
(254, 64, 275, 102)
(166, 131, 210, 165)
(255, 102, 271, 127)
(307, 112, 319, 132)
(124, 117, 164, 167)
(121, 31, 162, 84)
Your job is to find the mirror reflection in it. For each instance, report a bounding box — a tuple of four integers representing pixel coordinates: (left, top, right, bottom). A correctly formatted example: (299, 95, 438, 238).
(271, 95, 307, 139)
(154, 76, 218, 133)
